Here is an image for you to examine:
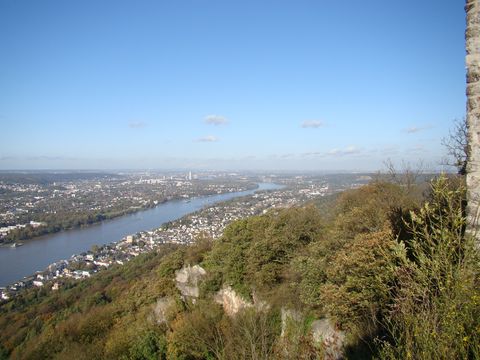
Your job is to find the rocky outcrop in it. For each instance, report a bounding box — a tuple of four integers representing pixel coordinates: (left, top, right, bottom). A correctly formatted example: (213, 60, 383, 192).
(214, 286, 273, 316)
(152, 297, 176, 324)
(214, 286, 252, 316)
(173, 265, 345, 359)
(175, 264, 206, 299)
(311, 318, 346, 360)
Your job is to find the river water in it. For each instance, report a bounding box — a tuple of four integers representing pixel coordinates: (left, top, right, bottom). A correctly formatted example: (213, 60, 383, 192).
(0, 183, 282, 287)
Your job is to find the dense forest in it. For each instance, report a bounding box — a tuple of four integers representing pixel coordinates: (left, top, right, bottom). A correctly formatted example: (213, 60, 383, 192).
(0, 175, 479, 359)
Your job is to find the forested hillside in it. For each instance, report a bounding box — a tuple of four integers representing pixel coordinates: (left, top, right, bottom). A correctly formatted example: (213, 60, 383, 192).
(0, 176, 478, 359)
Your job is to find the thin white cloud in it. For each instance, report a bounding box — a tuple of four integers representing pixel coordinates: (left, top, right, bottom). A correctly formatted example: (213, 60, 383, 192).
(204, 115, 228, 126)
(301, 120, 324, 128)
(327, 145, 362, 157)
(327, 149, 341, 155)
(196, 135, 219, 142)
(299, 146, 363, 158)
(406, 127, 421, 133)
(344, 145, 361, 154)
(301, 151, 323, 157)
(405, 125, 432, 134)
(129, 121, 147, 129)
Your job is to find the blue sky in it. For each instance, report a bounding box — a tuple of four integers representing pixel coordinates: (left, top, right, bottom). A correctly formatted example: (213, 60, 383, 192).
(0, 0, 466, 171)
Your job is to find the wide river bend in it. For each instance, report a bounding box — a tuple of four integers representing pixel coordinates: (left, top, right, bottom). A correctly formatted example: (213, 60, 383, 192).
(0, 183, 282, 287)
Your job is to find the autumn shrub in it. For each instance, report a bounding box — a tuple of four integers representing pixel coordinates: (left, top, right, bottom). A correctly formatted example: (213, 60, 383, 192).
(4, 176, 479, 360)
(167, 300, 226, 359)
(223, 307, 281, 360)
(294, 183, 410, 313)
(202, 217, 265, 299)
(245, 206, 324, 295)
(378, 176, 480, 360)
(156, 248, 185, 278)
(274, 311, 323, 360)
(203, 206, 324, 300)
(183, 235, 213, 265)
(319, 227, 400, 334)
(333, 181, 416, 241)
(125, 330, 167, 360)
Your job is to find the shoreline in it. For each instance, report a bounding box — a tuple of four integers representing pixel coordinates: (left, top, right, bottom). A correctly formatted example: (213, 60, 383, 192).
(0, 183, 278, 288)
(0, 184, 258, 246)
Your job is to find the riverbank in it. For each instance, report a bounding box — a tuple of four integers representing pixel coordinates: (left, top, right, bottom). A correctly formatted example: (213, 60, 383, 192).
(0, 242, 24, 249)
(0, 183, 281, 287)
(0, 182, 290, 300)
(0, 183, 259, 245)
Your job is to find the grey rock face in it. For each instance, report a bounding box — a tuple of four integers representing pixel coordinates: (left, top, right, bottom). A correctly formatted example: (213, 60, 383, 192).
(153, 297, 176, 324)
(175, 264, 207, 299)
(311, 318, 346, 360)
(214, 285, 252, 316)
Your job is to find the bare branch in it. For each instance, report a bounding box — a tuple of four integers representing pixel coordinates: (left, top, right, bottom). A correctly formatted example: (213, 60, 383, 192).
(441, 117, 468, 175)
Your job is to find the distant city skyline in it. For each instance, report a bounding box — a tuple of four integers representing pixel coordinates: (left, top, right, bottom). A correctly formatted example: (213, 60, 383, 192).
(0, 0, 465, 171)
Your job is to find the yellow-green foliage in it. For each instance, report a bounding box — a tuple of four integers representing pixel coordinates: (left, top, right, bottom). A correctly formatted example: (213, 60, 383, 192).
(333, 181, 416, 240)
(319, 228, 399, 331)
(295, 181, 415, 313)
(379, 176, 480, 360)
(167, 301, 281, 360)
(0, 245, 180, 359)
(202, 205, 324, 300)
(167, 300, 225, 359)
(0, 177, 478, 360)
(222, 307, 281, 359)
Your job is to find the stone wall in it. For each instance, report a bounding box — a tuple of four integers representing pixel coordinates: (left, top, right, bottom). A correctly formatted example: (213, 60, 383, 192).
(466, 0, 480, 246)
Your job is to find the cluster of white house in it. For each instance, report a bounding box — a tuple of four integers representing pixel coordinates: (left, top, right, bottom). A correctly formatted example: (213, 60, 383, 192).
(1, 181, 336, 302)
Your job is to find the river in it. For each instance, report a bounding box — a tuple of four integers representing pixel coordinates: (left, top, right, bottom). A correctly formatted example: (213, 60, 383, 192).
(0, 183, 282, 287)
